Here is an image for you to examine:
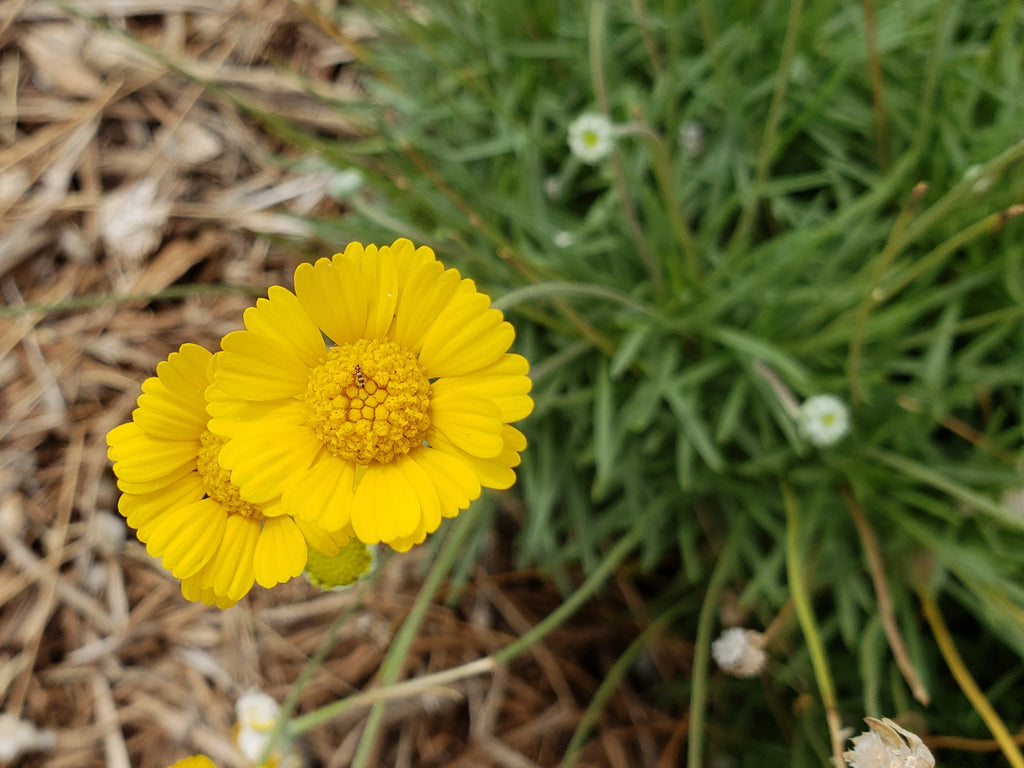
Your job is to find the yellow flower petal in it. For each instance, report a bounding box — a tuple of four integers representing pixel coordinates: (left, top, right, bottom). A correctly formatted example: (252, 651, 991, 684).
(134, 389, 207, 439)
(281, 455, 355, 529)
(153, 344, 212, 395)
(391, 258, 461, 352)
(204, 515, 259, 600)
(244, 285, 328, 364)
(253, 516, 306, 588)
(503, 424, 528, 452)
(387, 517, 432, 552)
(429, 353, 534, 423)
(217, 286, 326, 400)
(410, 446, 481, 516)
(294, 517, 350, 556)
(217, 416, 322, 504)
(130, 344, 211, 438)
(145, 498, 227, 579)
(218, 327, 320, 401)
(350, 463, 422, 544)
(181, 575, 238, 608)
(429, 390, 504, 458)
(295, 256, 367, 346)
(205, 396, 296, 433)
(108, 422, 199, 483)
(419, 285, 514, 377)
(119, 472, 205, 539)
(391, 238, 439, 286)
(115, 460, 195, 495)
(359, 241, 399, 340)
(166, 756, 219, 768)
(394, 455, 442, 536)
(430, 427, 523, 490)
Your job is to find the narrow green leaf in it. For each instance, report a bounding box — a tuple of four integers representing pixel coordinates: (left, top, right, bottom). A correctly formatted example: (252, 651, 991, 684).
(921, 299, 961, 398)
(609, 325, 654, 380)
(865, 447, 1024, 530)
(664, 387, 726, 473)
(708, 325, 812, 393)
(592, 360, 616, 501)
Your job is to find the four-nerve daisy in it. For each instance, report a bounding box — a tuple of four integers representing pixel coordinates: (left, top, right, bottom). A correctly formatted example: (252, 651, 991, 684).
(106, 344, 348, 608)
(209, 238, 533, 552)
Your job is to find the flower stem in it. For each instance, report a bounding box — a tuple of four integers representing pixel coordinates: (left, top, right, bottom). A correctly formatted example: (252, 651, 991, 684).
(919, 590, 1024, 768)
(841, 486, 930, 705)
(588, 0, 664, 296)
(686, 517, 750, 768)
(781, 481, 845, 766)
(618, 122, 701, 289)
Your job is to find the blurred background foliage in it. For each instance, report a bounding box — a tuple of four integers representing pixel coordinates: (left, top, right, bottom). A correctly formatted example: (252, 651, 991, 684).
(219, 0, 1024, 763)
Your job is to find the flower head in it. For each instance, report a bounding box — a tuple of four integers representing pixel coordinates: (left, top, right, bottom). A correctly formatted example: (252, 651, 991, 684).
(234, 690, 302, 768)
(305, 538, 375, 590)
(798, 394, 850, 447)
(209, 239, 533, 552)
(711, 627, 768, 678)
(167, 758, 218, 768)
(843, 717, 934, 768)
(107, 344, 348, 608)
(567, 112, 614, 164)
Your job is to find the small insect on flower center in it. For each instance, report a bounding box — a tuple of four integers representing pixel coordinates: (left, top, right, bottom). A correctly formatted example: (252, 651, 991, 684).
(196, 431, 264, 519)
(304, 339, 432, 465)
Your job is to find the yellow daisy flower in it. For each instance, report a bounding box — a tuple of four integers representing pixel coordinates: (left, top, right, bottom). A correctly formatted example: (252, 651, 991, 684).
(106, 344, 347, 608)
(209, 238, 533, 551)
(166, 757, 218, 768)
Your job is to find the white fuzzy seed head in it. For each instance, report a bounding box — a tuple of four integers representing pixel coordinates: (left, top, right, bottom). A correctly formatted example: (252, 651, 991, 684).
(567, 112, 614, 164)
(843, 717, 934, 768)
(711, 627, 767, 678)
(798, 394, 850, 447)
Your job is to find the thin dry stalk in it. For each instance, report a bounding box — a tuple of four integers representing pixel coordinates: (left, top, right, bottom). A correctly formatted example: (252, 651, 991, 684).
(842, 486, 931, 705)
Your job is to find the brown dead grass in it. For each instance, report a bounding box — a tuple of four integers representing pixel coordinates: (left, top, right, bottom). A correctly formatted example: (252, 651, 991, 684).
(0, 3, 689, 766)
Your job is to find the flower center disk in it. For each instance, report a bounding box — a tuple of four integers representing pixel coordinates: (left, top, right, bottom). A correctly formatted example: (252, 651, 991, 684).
(197, 431, 263, 518)
(305, 339, 432, 465)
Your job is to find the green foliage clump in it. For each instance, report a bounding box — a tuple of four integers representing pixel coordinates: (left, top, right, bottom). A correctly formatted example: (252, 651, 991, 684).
(272, 0, 1024, 763)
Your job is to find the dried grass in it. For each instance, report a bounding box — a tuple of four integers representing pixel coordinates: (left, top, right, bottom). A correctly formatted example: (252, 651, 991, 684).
(0, 3, 686, 766)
